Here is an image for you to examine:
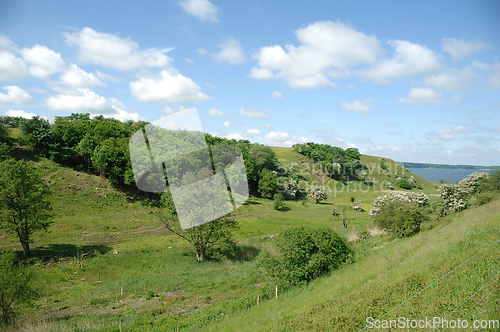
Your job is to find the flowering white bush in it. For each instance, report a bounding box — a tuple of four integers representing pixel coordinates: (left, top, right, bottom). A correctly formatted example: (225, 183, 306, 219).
(369, 192, 429, 221)
(438, 172, 489, 216)
(282, 177, 299, 199)
(408, 176, 416, 187)
(306, 184, 329, 203)
(352, 201, 363, 212)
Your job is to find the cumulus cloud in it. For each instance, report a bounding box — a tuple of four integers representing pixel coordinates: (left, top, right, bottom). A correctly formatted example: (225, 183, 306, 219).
(424, 67, 478, 91)
(56, 64, 106, 90)
(4, 110, 40, 119)
(244, 129, 261, 136)
(297, 136, 309, 143)
(361, 40, 441, 82)
(339, 98, 374, 114)
(397, 87, 442, 104)
(271, 91, 284, 99)
(0, 51, 28, 81)
(223, 120, 231, 128)
(21, 45, 66, 79)
(64, 27, 172, 71)
(207, 108, 226, 116)
(265, 131, 290, 142)
(213, 38, 245, 64)
(179, 0, 219, 23)
(162, 106, 187, 115)
(0, 85, 32, 104)
(226, 133, 243, 140)
(261, 123, 273, 131)
(239, 107, 268, 119)
(249, 21, 382, 89)
(129, 69, 211, 103)
(46, 88, 142, 121)
(442, 38, 489, 60)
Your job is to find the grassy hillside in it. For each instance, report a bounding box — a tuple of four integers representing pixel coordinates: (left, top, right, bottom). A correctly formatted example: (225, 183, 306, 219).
(4, 147, 498, 331)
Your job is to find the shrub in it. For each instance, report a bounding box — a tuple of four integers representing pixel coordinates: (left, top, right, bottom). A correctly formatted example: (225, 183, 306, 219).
(357, 230, 371, 241)
(0, 252, 38, 325)
(375, 201, 429, 237)
(397, 179, 413, 190)
(273, 193, 287, 211)
(369, 192, 429, 221)
(306, 184, 329, 203)
(260, 226, 353, 285)
(352, 201, 363, 212)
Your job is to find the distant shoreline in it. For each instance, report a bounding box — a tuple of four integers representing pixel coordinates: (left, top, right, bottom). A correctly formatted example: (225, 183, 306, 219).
(398, 162, 499, 170)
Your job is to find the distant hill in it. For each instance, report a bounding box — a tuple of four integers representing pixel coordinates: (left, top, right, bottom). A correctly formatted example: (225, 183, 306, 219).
(397, 162, 499, 170)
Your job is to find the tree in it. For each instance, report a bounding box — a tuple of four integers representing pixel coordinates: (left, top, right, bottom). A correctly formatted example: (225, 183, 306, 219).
(306, 184, 329, 203)
(0, 252, 38, 325)
(260, 226, 352, 285)
(258, 168, 279, 199)
(158, 190, 238, 261)
(375, 201, 429, 237)
(0, 159, 53, 257)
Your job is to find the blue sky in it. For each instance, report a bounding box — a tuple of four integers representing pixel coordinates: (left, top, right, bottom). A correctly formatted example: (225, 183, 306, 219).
(1, 0, 499, 165)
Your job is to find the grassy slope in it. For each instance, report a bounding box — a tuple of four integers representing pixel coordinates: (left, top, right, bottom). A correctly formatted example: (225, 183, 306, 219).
(9, 148, 492, 331)
(203, 199, 500, 331)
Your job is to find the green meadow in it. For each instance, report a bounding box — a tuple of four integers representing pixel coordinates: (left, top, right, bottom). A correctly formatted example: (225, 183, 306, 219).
(1, 148, 499, 331)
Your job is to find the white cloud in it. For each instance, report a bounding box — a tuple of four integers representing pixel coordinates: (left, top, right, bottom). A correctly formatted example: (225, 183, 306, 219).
(244, 129, 261, 136)
(46, 88, 143, 122)
(46, 88, 120, 113)
(129, 69, 211, 103)
(471, 60, 491, 72)
(297, 136, 309, 143)
(0, 51, 27, 81)
(213, 38, 245, 64)
(226, 133, 243, 140)
(162, 106, 187, 115)
(362, 40, 441, 82)
(0, 85, 32, 104)
(4, 110, 39, 119)
(96, 71, 120, 83)
(490, 63, 500, 88)
(397, 87, 442, 104)
(442, 38, 489, 60)
(424, 67, 478, 91)
(179, 0, 219, 23)
(271, 91, 284, 99)
(207, 108, 226, 116)
(223, 120, 231, 128)
(196, 48, 208, 55)
(261, 123, 273, 131)
(56, 64, 105, 89)
(426, 125, 471, 141)
(0, 33, 18, 52)
(185, 58, 195, 63)
(383, 120, 395, 125)
(339, 98, 374, 114)
(249, 21, 382, 89)
(265, 131, 290, 142)
(239, 107, 268, 119)
(21, 45, 66, 79)
(64, 27, 172, 71)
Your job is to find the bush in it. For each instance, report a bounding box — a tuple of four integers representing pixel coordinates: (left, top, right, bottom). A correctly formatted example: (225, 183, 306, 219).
(375, 201, 429, 237)
(369, 192, 429, 221)
(260, 226, 353, 285)
(0, 252, 39, 325)
(306, 184, 329, 203)
(352, 201, 363, 212)
(357, 230, 371, 241)
(397, 179, 413, 190)
(273, 193, 287, 211)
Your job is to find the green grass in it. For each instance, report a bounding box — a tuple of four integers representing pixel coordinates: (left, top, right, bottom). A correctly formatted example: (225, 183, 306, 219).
(5, 149, 498, 331)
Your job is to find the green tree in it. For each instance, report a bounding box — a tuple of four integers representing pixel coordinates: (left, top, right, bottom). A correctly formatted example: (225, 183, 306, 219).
(158, 190, 238, 261)
(375, 201, 429, 237)
(75, 133, 98, 171)
(258, 168, 278, 199)
(0, 252, 38, 325)
(0, 159, 53, 257)
(260, 226, 352, 285)
(249, 144, 276, 172)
